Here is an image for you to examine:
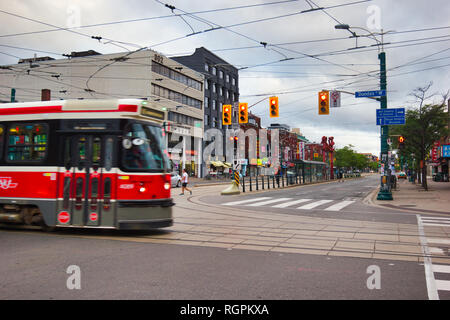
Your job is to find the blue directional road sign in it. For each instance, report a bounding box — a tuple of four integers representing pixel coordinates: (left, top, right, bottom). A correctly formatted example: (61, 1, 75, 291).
(376, 108, 405, 125)
(355, 90, 386, 98)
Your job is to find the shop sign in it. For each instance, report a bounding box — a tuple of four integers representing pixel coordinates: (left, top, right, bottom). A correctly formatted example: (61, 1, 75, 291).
(443, 144, 450, 158)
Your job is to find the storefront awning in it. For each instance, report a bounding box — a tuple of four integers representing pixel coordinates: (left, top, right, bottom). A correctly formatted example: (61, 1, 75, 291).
(210, 161, 225, 167)
(223, 162, 232, 168)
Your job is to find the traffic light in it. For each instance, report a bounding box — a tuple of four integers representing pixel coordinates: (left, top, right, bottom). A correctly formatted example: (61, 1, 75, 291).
(222, 104, 232, 125)
(318, 91, 329, 115)
(238, 103, 248, 123)
(398, 136, 405, 149)
(269, 96, 279, 118)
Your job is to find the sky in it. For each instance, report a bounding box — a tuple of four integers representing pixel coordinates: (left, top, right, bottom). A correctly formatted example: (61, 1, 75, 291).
(0, 0, 449, 155)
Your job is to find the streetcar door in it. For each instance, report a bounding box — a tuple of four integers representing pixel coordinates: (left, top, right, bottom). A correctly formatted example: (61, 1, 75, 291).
(57, 135, 116, 227)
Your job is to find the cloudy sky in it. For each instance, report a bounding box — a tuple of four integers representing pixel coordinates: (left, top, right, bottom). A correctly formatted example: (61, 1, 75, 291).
(1, 0, 449, 155)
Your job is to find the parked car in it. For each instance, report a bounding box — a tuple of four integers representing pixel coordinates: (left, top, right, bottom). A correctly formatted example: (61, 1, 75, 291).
(170, 172, 181, 187)
(397, 171, 407, 179)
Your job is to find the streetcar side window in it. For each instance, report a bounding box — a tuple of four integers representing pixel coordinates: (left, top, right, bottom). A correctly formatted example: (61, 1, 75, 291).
(7, 124, 48, 162)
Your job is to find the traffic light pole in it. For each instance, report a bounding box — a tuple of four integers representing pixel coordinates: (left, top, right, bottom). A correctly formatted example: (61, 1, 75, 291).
(377, 51, 393, 200)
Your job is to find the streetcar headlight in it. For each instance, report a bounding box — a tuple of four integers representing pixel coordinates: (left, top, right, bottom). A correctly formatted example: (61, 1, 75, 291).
(139, 187, 146, 193)
(164, 183, 170, 190)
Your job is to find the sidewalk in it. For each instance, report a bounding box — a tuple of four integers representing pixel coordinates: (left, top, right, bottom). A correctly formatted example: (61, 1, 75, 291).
(371, 178, 450, 214)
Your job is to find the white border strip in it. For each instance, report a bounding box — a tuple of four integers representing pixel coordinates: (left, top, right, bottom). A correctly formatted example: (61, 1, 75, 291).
(417, 214, 439, 300)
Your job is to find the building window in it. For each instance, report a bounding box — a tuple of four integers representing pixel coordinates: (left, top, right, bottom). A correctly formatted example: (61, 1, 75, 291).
(232, 77, 236, 86)
(204, 63, 209, 72)
(219, 87, 223, 96)
(212, 84, 216, 93)
(219, 70, 223, 79)
(212, 66, 216, 75)
(152, 61, 202, 91)
(204, 114, 209, 126)
(205, 80, 209, 90)
(205, 97, 209, 108)
(212, 117, 217, 128)
(226, 74, 230, 83)
(152, 84, 202, 109)
(212, 100, 216, 110)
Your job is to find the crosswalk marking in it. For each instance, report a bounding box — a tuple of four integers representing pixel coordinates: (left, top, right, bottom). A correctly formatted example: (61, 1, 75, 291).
(223, 197, 272, 206)
(421, 217, 450, 228)
(222, 197, 357, 212)
(297, 200, 333, 210)
(324, 200, 355, 211)
(423, 223, 450, 227)
(271, 199, 312, 208)
(417, 214, 450, 298)
(427, 238, 450, 245)
(436, 280, 450, 291)
(433, 265, 450, 273)
(247, 198, 292, 207)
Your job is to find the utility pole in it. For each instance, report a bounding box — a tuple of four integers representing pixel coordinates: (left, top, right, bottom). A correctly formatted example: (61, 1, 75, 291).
(376, 51, 393, 200)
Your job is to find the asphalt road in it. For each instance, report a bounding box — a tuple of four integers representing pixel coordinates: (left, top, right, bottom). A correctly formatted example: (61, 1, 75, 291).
(204, 175, 418, 224)
(0, 229, 427, 300)
(1, 175, 448, 301)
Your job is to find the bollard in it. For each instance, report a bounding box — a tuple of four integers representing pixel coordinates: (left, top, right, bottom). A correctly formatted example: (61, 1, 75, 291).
(256, 175, 259, 190)
(262, 176, 264, 190)
(282, 175, 285, 188)
(267, 175, 270, 189)
(249, 176, 252, 192)
(273, 176, 275, 188)
(242, 176, 245, 193)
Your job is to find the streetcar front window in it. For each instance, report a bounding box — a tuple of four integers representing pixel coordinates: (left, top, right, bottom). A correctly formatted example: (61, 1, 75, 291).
(122, 123, 169, 171)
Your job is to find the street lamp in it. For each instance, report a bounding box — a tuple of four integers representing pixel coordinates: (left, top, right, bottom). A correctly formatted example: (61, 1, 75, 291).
(334, 24, 392, 200)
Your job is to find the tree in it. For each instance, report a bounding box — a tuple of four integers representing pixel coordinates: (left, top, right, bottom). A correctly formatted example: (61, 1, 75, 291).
(391, 83, 449, 190)
(334, 145, 370, 171)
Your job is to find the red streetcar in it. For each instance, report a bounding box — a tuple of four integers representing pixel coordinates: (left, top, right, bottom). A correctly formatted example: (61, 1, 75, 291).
(0, 99, 173, 231)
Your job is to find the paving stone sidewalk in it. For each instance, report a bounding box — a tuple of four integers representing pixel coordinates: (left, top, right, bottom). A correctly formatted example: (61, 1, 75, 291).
(372, 178, 450, 214)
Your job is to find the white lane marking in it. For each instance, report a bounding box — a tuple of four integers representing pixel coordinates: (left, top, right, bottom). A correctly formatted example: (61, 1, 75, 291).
(271, 199, 312, 208)
(324, 200, 355, 211)
(223, 197, 272, 206)
(427, 238, 450, 245)
(247, 198, 292, 207)
(421, 217, 450, 220)
(417, 214, 439, 300)
(433, 265, 450, 273)
(297, 200, 333, 210)
(435, 280, 450, 291)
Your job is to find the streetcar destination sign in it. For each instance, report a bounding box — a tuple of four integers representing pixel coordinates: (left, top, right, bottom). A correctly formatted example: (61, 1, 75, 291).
(355, 90, 386, 98)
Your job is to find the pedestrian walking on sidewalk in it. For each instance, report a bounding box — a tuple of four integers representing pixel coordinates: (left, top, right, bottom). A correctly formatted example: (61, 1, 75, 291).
(180, 169, 192, 195)
(338, 169, 344, 182)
